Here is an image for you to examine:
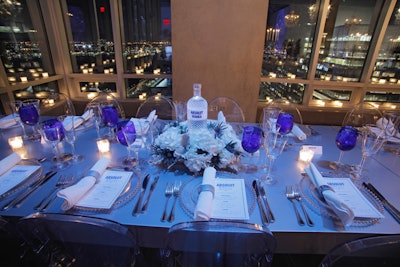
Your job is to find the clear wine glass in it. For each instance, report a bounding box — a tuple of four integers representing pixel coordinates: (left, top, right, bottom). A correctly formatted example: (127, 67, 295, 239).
(116, 120, 138, 167)
(101, 104, 119, 141)
(7, 100, 27, 137)
(261, 107, 281, 133)
(240, 125, 263, 173)
(18, 99, 41, 142)
(262, 128, 288, 185)
(276, 112, 294, 135)
(40, 118, 69, 170)
(329, 126, 359, 173)
(63, 116, 84, 162)
(356, 125, 386, 175)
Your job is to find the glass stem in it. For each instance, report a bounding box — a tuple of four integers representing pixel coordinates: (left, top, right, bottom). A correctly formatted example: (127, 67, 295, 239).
(337, 151, 344, 164)
(266, 157, 274, 178)
(359, 155, 367, 172)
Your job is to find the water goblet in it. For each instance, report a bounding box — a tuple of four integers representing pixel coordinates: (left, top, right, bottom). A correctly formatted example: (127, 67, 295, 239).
(277, 112, 294, 135)
(101, 104, 119, 141)
(18, 99, 41, 141)
(262, 129, 288, 185)
(262, 107, 281, 132)
(116, 120, 138, 167)
(356, 125, 386, 176)
(240, 125, 263, 173)
(40, 118, 69, 170)
(329, 126, 359, 173)
(63, 116, 84, 163)
(7, 100, 27, 137)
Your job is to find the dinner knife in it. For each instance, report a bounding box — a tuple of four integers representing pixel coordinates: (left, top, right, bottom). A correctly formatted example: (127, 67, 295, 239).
(258, 181, 275, 223)
(252, 180, 270, 226)
(1, 171, 57, 210)
(141, 175, 159, 212)
(363, 182, 400, 223)
(133, 174, 150, 215)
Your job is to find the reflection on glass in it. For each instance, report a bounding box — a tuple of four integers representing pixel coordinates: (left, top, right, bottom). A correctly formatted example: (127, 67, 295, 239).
(316, 0, 381, 81)
(0, 0, 53, 83)
(79, 82, 116, 93)
(262, 1, 319, 79)
(371, 2, 400, 84)
(312, 89, 351, 101)
(13, 82, 59, 101)
(126, 78, 172, 99)
(121, 0, 171, 74)
(64, 0, 115, 74)
(364, 91, 400, 103)
(259, 82, 304, 104)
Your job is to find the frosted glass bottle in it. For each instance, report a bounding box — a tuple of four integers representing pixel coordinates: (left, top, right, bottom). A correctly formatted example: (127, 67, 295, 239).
(187, 83, 208, 131)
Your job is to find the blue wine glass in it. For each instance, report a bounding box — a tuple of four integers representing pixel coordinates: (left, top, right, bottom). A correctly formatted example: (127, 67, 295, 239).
(40, 118, 69, 170)
(331, 125, 359, 172)
(19, 99, 41, 141)
(240, 126, 263, 172)
(277, 112, 294, 134)
(117, 120, 138, 166)
(101, 104, 119, 141)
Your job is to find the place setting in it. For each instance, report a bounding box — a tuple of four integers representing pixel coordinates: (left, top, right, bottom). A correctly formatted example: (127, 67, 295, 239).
(299, 161, 385, 227)
(55, 156, 141, 213)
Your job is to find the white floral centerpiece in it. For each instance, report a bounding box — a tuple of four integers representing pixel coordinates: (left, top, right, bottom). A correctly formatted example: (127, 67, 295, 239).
(153, 120, 242, 174)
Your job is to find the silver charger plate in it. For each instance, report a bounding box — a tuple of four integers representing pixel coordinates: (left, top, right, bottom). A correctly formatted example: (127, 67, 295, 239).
(72, 170, 141, 212)
(0, 159, 43, 199)
(299, 175, 384, 226)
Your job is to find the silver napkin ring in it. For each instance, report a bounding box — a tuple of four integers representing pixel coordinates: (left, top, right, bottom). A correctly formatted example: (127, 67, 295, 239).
(200, 184, 215, 198)
(87, 170, 102, 182)
(319, 184, 335, 194)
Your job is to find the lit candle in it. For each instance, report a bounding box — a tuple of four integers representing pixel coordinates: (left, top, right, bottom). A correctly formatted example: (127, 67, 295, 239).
(8, 77, 16, 82)
(97, 139, 110, 153)
(82, 69, 89, 74)
(104, 69, 110, 74)
(139, 95, 145, 100)
(299, 147, 314, 163)
(8, 136, 23, 150)
(42, 72, 49, 78)
(48, 99, 55, 105)
(20, 76, 28, 82)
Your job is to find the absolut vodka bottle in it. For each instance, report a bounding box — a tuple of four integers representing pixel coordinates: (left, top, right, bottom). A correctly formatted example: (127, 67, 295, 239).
(187, 83, 208, 131)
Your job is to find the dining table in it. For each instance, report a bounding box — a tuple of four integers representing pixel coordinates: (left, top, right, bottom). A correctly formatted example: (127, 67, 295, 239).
(0, 118, 399, 255)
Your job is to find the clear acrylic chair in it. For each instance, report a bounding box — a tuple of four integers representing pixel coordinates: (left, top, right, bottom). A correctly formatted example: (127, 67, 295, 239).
(264, 98, 303, 124)
(342, 102, 382, 127)
(208, 97, 245, 122)
(136, 95, 176, 120)
(163, 220, 276, 267)
(319, 235, 400, 267)
(16, 213, 140, 267)
(84, 92, 125, 119)
(41, 92, 76, 117)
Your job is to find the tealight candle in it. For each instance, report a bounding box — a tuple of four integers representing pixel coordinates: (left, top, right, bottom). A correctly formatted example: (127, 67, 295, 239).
(42, 72, 49, 78)
(8, 136, 23, 150)
(97, 139, 110, 153)
(104, 69, 110, 74)
(20, 76, 28, 82)
(82, 69, 89, 74)
(299, 147, 314, 163)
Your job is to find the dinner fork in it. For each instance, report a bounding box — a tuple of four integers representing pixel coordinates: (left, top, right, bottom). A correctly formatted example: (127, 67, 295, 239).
(167, 181, 181, 222)
(293, 185, 314, 227)
(285, 185, 305, 226)
(161, 183, 173, 222)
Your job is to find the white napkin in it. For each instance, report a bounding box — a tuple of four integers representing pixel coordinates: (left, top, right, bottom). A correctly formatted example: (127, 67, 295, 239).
(0, 152, 21, 176)
(62, 110, 93, 131)
(376, 117, 400, 139)
(130, 110, 157, 135)
(217, 111, 226, 123)
(57, 156, 110, 210)
(292, 124, 307, 140)
(306, 162, 355, 226)
(194, 167, 216, 221)
(0, 114, 19, 129)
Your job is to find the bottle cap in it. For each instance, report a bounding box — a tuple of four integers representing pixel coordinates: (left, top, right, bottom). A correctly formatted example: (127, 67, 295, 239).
(193, 83, 202, 96)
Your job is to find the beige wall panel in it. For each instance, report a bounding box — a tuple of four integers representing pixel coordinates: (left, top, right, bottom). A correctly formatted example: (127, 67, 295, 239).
(172, 0, 268, 122)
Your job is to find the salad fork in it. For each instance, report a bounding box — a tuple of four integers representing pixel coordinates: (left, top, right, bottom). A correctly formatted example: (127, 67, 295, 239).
(293, 185, 314, 227)
(167, 181, 181, 222)
(285, 185, 305, 226)
(161, 183, 173, 222)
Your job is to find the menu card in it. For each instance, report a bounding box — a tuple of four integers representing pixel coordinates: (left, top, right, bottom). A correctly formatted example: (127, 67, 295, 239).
(324, 178, 383, 219)
(211, 178, 249, 220)
(75, 170, 132, 209)
(0, 165, 41, 195)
